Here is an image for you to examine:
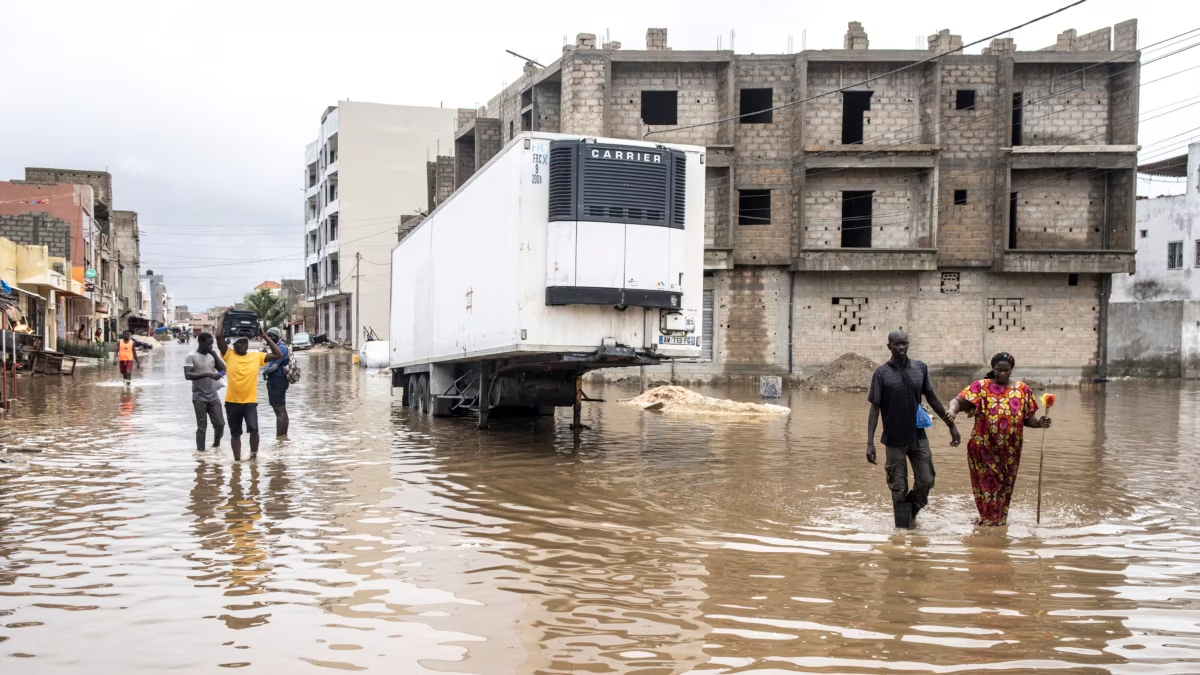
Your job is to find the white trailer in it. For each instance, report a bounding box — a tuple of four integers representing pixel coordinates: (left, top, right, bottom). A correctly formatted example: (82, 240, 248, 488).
(390, 132, 704, 426)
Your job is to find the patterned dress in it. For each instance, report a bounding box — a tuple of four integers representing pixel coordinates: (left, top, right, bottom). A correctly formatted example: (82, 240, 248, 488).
(958, 379, 1040, 526)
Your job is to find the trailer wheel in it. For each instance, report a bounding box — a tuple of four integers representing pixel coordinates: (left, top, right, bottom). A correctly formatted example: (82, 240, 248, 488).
(415, 374, 430, 415)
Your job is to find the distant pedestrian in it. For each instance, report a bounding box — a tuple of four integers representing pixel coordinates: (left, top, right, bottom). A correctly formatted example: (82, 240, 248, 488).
(184, 332, 226, 452)
(866, 330, 960, 527)
(262, 327, 290, 438)
(948, 352, 1052, 526)
(114, 331, 140, 385)
(215, 316, 282, 461)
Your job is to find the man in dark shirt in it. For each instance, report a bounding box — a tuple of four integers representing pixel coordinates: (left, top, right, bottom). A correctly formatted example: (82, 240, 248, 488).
(867, 330, 960, 527)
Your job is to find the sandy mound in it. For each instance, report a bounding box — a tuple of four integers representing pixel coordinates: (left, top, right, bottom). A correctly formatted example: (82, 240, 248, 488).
(621, 386, 790, 415)
(805, 353, 877, 391)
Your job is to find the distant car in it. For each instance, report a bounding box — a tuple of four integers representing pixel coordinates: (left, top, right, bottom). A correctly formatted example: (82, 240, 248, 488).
(291, 332, 314, 351)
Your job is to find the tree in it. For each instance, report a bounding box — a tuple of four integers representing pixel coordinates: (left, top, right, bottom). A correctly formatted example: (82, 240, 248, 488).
(241, 289, 288, 329)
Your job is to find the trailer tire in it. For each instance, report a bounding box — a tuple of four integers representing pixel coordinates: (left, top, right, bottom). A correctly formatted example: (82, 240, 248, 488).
(415, 374, 430, 415)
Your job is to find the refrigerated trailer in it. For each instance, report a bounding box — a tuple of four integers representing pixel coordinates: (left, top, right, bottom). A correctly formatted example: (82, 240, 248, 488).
(389, 132, 704, 426)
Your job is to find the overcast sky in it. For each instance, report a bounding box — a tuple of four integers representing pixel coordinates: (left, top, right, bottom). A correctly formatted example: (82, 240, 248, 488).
(2, 0, 1197, 308)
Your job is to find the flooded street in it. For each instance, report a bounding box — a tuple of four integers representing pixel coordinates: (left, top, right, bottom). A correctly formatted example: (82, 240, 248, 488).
(3, 343, 1200, 674)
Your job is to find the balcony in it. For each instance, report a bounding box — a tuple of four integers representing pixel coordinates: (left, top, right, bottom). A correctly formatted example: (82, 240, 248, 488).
(319, 198, 339, 222)
(999, 249, 1135, 274)
(306, 217, 320, 233)
(793, 248, 939, 272)
(803, 145, 939, 169)
(324, 160, 338, 180)
(1008, 145, 1138, 170)
(305, 183, 319, 200)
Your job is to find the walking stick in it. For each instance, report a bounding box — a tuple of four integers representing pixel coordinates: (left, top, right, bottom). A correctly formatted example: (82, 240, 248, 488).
(1036, 393, 1056, 524)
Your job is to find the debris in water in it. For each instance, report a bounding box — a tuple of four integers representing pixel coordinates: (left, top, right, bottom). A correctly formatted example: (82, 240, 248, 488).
(622, 386, 790, 415)
(804, 353, 877, 391)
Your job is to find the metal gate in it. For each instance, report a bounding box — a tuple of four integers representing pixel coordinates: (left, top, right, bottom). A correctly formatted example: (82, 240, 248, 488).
(702, 290, 714, 361)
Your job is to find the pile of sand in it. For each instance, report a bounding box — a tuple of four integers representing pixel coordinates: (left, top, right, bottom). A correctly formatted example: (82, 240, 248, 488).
(805, 353, 877, 391)
(621, 386, 790, 415)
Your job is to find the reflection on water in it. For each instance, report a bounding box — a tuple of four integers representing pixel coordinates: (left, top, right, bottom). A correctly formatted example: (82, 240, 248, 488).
(2, 342, 1200, 673)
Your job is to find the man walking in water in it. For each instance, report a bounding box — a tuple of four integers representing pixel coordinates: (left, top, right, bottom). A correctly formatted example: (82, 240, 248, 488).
(184, 332, 226, 452)
(216, 315, 282, 461)
(262, 327, 291, 438)
(115, 331, 139, 385)
(866, 330, 960, 527)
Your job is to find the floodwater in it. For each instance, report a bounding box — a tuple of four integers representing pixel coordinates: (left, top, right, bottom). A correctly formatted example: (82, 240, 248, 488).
(3, 343, 1200, 674)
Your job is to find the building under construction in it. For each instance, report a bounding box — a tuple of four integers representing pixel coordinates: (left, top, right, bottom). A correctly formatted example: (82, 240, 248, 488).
(430, 21, 1141, 381)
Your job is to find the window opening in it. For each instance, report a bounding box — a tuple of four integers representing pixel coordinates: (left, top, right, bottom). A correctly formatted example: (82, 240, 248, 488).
(841, 190, 873, 248)
(842, 91, 872, 144)
(641, 91, 678, 125)
(1011, 92, 1023, 145)
(1068, 274, 1079, 286)
(740, 88, 773, 123)
(1168, 241, 1184, 269)
(954, 189, 968, 205)
(956, 90, 976, 110)
(738, 190, 771, 225)
(1008, 192, 1018, 249)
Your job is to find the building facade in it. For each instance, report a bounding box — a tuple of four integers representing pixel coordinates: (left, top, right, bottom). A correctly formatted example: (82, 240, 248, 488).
(1108, 143, 1200, 377)
(304, 101, 457, 348)
(437, 22, 1141, 381)
(143, 269, 170, 327)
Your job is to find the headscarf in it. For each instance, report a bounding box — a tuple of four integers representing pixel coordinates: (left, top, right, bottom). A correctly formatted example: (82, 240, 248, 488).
(985, 352, 1015, 380)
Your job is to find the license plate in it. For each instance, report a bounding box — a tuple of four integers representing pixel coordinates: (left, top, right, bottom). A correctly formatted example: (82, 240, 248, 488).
(658, 335, 698, 346)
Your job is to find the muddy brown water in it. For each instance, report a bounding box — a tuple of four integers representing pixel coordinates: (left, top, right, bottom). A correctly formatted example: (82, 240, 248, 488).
(2, 343, 1200, 673)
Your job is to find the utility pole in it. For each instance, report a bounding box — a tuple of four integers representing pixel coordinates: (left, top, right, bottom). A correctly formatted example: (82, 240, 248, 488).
(355, 251, 361, 350)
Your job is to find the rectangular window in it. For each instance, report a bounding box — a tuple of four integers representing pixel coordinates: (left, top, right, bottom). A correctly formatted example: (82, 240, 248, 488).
(509, 120, 514, 140)
(841, 91, 872, 145)
(1140, 229, 1148, 239)
(1196, 240, 1200, 267)
(1068, 273, 1079, 286)
(1008, 192, 1019, 249)
(329, 214, 338, 242)
(739, 88, 773, 123)
(1011, 92, 1024, 146)
(521, 109, 532, 131)
(1168, 241, 1184, 269)
(738, 189, 771, 225)
(841, 190, 873, 248)
(641, 91, 678, 125)
(956, 90, 976, 110)
(954, 189, 968, 205)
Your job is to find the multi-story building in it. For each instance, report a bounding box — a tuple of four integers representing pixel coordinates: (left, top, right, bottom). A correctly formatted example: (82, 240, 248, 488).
(143, 269, 169, 327)
(174, 305, 191, 322)
(437, 22, 1141, 381)
(1108, 142, 1200, 378)
(0, 168, 143, 340)
(304, 101, 456, 348)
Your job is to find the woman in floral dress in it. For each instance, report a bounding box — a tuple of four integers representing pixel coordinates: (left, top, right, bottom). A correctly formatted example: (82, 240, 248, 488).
(947, 353, 1052, 526)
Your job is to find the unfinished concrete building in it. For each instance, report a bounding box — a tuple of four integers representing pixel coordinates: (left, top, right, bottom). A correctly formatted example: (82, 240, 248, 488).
(433, 21, 1140, 380)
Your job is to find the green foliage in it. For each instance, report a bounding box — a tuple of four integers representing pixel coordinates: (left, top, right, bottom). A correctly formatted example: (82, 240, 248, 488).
(58, 340, 108, 359)
(241, 289, 288, 329)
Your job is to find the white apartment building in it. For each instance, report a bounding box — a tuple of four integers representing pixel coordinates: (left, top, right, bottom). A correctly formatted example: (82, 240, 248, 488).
(304, 101, 456, 348)
(1112, 142, 1200, 303)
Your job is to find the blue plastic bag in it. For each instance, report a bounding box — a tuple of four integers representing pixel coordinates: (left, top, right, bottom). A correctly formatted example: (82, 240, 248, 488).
(916, 404, 933, 429)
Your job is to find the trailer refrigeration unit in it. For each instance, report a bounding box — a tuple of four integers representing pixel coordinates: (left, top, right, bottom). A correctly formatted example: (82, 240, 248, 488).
(389, 132, 704, 427)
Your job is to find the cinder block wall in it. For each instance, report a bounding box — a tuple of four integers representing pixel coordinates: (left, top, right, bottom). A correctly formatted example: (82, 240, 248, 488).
(1012, 170, 1106, 249)
(1013, 64, 1111, 145)
(803, 169, 932, 249)
(609, 61, 721, 145)
(805, 64, 921, 145)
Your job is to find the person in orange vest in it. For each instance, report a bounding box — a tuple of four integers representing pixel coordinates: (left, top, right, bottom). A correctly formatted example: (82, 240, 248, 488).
(115, 331, 140, 385)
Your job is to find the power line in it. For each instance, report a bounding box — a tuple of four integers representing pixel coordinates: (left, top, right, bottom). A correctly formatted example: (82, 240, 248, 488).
(644, 0, 1090, 137)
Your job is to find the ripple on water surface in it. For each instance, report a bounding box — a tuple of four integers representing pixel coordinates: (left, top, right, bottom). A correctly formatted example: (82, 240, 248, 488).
(2, 345, 1199, 673)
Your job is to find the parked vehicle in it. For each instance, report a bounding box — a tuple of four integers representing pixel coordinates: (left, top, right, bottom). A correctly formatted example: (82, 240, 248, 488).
(390, 132, 703, 426)
(291, 332, 314, 351)
(222, 310, 260, 339)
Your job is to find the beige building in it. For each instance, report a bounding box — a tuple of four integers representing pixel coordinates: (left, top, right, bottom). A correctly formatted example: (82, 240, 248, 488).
(436, 22, 1141, 381)
(304, 101, 457, 348)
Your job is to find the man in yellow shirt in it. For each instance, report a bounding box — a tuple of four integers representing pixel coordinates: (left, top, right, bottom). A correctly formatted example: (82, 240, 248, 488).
(215, 316, 282, 461)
